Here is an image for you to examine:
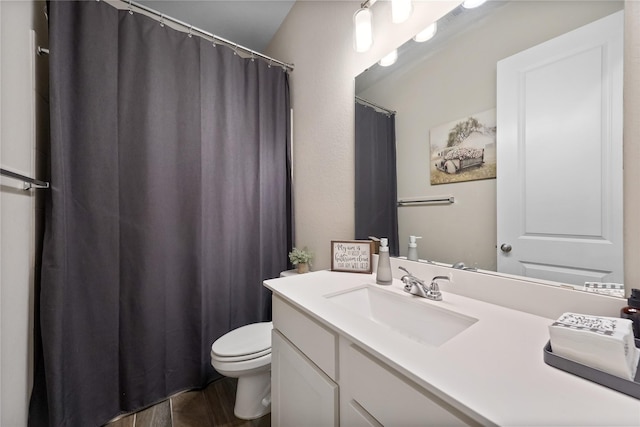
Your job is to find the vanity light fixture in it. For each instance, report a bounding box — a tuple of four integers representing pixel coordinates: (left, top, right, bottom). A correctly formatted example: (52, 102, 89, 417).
(391, 0, 413, 23)
(462, 0, 487, 9)
(413, 22, 437, 42)
(378, 49, 398, 67)
(354, 7, 373, 52)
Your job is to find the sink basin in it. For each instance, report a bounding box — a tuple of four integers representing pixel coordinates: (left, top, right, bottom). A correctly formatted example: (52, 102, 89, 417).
(327, 286, 477, 347)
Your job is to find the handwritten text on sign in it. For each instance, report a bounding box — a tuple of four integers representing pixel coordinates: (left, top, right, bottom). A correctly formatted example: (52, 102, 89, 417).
(331, 240, 372, 273)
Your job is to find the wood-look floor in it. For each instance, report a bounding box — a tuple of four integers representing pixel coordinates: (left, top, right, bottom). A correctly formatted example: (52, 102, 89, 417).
(105, 377, 270, 427)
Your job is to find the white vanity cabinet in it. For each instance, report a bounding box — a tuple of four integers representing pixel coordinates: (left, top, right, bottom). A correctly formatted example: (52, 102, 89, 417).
(272, 295, 478, 426)
(267, 271, 640, 427)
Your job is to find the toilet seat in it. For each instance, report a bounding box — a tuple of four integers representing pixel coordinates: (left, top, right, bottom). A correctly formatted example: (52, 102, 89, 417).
(211, 351, 271, 376)
(211, 347, 271, 363)
(211, 321, 273, 362)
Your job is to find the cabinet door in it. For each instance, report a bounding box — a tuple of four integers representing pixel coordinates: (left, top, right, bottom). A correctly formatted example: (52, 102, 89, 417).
(343, 399, 383, 427)
(271, 330, 338, 427)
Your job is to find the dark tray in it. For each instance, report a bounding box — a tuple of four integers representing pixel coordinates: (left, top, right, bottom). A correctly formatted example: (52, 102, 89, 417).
(543, 339, 640, 400)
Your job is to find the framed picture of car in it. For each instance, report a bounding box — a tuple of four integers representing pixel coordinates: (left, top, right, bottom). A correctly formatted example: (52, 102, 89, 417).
(430, 109, 497, 185)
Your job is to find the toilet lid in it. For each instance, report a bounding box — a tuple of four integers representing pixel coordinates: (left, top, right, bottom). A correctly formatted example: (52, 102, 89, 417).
(211, 321, 273, 357)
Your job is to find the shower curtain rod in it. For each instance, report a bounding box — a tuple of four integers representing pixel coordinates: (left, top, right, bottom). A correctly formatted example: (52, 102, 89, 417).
(355, 96, 396, 115)
(114, 0, 294, 72)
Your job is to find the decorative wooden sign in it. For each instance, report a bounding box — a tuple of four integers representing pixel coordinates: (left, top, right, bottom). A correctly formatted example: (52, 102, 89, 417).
(331, 240, 373, 274)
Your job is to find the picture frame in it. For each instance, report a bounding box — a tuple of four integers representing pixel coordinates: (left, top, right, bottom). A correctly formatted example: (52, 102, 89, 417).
(430, 108, 497, 185)
(330, 240, 373, 274)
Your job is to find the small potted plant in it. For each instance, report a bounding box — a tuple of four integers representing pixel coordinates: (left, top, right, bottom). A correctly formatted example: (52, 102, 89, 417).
(289, 247, 313, 274)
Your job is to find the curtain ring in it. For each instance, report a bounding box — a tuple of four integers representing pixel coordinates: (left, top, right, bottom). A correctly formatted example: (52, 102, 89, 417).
(188, 25, 193, 38)
(159, 14, 164, 27)
(233, 44, 239, 56)
(128, 0, 133, 15)
(268, 59, 272, 68)
(250, 53, 255, 63)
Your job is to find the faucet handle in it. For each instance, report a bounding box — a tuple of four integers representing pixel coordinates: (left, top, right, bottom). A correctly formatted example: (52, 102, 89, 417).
(427, 275, 449, 301)
(398, 266, 412, 276)
(430, 275, 451, 291)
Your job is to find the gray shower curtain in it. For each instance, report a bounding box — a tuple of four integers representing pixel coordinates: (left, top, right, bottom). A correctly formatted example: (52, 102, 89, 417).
(29, 1, 292, 426)
(355, 102, 399, 255)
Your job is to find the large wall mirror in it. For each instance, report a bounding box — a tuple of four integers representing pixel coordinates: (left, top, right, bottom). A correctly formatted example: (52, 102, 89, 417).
(355, 0, 625, 296)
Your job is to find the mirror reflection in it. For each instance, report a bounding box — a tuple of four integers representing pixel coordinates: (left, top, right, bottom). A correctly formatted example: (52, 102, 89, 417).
(355, 0, 624, 296)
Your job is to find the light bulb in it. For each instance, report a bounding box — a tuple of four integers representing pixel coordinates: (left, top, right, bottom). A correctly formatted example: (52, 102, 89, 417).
(392, 0, 412, 24)
(413, 22, 437, 42)
(462, 0, 487, 9)
(378, 49, 398, 67)
(353, 8, 373, 53)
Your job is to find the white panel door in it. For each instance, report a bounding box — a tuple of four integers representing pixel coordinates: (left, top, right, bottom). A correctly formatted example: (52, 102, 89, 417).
(496, 11, 623, 287)
(271, 330, 338, 427)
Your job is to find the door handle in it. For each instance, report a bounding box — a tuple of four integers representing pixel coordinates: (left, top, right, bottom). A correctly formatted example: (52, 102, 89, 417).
(500, 243, 512, 253)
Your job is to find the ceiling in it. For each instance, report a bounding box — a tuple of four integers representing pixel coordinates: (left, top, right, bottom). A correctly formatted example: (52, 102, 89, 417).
(136, 1, 296, 52)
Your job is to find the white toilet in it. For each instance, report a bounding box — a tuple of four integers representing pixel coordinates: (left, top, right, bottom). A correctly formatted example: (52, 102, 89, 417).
(210, 321, 273, 420)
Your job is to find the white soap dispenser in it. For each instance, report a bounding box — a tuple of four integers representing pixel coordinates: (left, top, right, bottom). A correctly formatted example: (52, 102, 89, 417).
(376, 238, 393, 285)
(407, 235, 422, 261)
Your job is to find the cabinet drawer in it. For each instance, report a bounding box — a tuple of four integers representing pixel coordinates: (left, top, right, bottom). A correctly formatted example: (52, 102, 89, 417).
(272, 295, 337, 379)
(342, 342, 481, 426)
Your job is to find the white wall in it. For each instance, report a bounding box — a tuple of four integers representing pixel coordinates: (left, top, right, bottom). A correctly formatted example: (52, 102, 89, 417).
(0, 1, 48, 425)
(267, 0, 461, 269)
(357, 1, 623, 271)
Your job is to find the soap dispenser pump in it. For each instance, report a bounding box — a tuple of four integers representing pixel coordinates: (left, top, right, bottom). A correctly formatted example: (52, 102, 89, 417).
(407, 235, 422, 261)
(376, 238, 393, 286)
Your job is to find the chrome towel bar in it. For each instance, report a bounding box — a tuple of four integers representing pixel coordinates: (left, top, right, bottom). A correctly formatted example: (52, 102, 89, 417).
(397, 196, 454, 206)
(1, 168, 50, 190)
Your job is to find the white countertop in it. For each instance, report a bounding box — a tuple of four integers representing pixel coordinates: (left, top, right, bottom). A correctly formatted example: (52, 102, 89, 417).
(264, 270, 640, 426)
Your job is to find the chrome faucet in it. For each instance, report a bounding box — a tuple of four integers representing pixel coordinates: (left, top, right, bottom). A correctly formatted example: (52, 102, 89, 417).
(399, 267, 449, 301)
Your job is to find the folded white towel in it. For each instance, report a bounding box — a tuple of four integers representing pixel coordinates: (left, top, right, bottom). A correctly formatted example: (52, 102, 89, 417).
(549, 312, 639, 380)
